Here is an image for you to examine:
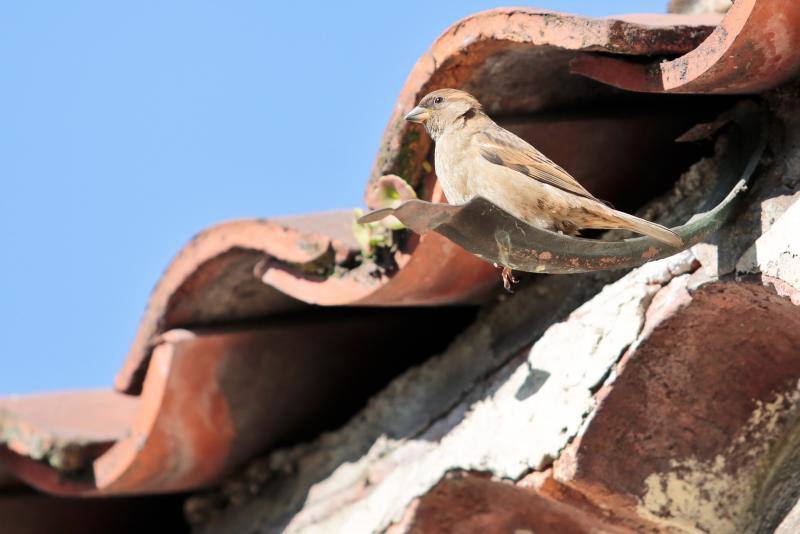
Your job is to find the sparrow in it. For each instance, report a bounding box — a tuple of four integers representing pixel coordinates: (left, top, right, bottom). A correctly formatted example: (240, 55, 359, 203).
(404, 89, 683, 287)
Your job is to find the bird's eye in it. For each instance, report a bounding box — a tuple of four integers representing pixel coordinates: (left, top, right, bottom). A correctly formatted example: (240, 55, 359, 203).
(433, 96, 444, 104)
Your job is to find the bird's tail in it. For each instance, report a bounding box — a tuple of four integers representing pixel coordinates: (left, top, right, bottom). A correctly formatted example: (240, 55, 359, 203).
(607, 209, 684, 248)
(592, 208, 683, 248)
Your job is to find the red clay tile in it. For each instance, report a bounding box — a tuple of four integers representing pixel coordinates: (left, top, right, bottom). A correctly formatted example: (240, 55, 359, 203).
(398, 472, 631, 534)
(555, 279, 800, 527)
(0, 390, 137, 449)
(572, 0, 800, 94)
(114, 216, 343, 393)
(0, 391, 138, 473)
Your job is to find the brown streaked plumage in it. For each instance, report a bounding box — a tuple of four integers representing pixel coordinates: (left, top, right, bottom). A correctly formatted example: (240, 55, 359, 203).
(404, 89, 684, 253)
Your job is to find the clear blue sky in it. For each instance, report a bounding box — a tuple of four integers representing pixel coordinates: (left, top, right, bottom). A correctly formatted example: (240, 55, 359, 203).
(1, 1, 665, 394)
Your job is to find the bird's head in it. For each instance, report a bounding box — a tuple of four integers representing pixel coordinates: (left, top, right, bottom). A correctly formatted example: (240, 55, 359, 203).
(404, 89, 483, 140)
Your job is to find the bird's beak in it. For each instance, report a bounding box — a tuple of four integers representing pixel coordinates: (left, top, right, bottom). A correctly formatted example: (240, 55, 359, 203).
(404, 106, 430, 124)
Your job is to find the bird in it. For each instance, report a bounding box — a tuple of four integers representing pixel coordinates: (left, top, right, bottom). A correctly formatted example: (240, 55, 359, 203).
(404, 88, 683, 289)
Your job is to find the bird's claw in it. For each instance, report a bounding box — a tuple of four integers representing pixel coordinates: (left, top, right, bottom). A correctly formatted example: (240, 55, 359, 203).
(500, 266, 518, 292)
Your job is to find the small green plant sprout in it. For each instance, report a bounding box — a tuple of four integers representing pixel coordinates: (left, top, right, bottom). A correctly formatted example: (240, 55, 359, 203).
(352, 175, 418, 257)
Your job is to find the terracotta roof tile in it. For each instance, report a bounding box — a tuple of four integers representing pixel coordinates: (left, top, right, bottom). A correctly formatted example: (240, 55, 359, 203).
(572, 0, 800, 93)
(0, 390, 137, 450)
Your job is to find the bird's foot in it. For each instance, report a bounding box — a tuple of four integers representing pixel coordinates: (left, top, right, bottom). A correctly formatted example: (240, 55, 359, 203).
(499, 266, 518, 293)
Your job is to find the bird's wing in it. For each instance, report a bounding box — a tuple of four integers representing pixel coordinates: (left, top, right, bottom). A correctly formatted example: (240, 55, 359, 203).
(475, 127, 598, 201)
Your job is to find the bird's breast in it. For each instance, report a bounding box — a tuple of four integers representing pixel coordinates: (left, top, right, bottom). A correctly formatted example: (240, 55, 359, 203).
(434, 134, 475, 205)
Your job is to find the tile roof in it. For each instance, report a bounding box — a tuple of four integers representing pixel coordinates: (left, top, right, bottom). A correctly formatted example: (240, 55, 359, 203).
(3, 2, 800, 531)
(2, 307, 474, 497)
